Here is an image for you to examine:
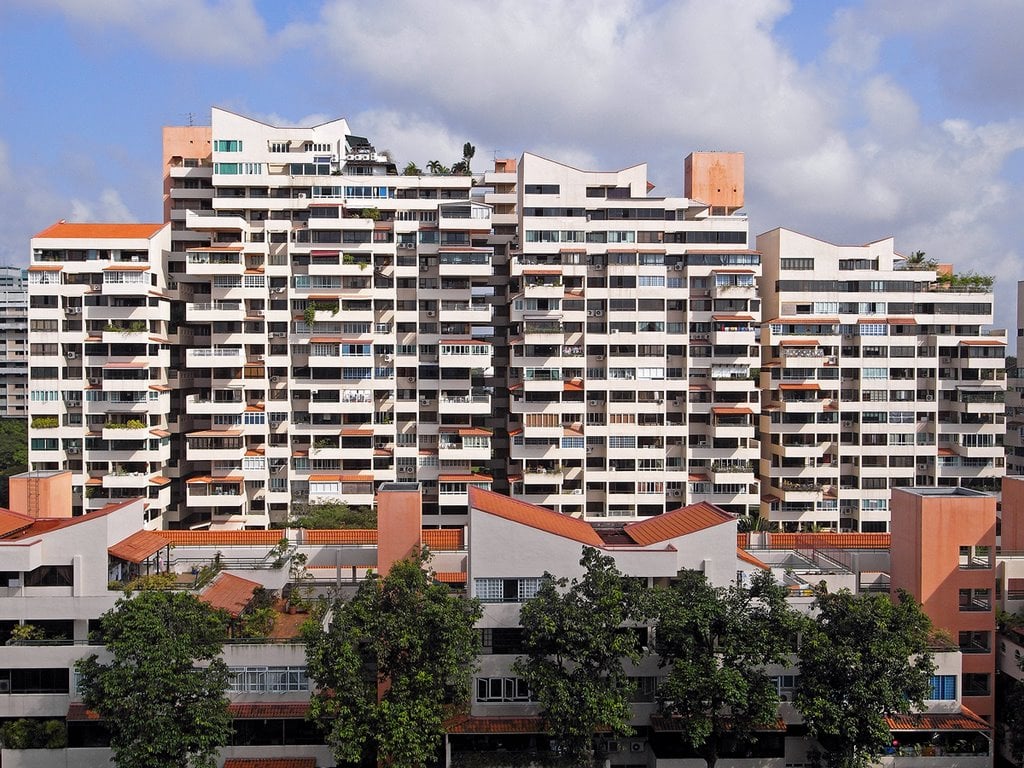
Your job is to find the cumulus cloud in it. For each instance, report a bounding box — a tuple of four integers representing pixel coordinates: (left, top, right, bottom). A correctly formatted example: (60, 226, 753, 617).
(69, 189, 135, 223)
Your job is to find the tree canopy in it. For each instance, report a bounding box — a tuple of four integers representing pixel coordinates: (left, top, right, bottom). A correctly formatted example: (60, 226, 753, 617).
(75, 590, 232, 768)
(289, 500, 376, 529)
(654, 569, 803, 768)
(304, 552, 482, 768)
(514, 547, 647, 767)
(795, 587, 934, 768)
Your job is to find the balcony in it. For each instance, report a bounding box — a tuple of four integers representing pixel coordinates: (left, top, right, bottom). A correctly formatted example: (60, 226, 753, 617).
(185, 347, 245, 368)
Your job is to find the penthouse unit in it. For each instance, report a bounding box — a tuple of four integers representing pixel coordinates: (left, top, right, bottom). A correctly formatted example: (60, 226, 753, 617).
(502, 151, 760, 521)
(0, 266, 28, 419)
(26, 223, 174, 523)
(757, 229, 1005, 532)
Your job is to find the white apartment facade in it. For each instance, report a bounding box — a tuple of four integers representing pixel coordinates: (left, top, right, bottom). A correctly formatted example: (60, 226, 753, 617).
(1004, 281, 1024, 476)
(757, 229, 1005, 532)
(501, 152, 761, 520)
(26, 224, 174, 523)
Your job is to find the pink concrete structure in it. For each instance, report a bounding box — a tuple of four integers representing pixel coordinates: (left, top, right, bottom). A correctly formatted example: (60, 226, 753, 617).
(890, 487, 997, 724)
(161, 124, 211, 222)
(7, 470, 73, 519)
(375, 482, 423, 576)
(684, 151, 744, 212)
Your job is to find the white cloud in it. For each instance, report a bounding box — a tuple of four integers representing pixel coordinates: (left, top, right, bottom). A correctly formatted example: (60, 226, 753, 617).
(22, 0, 274, 64)
(69, 189, 135, 223)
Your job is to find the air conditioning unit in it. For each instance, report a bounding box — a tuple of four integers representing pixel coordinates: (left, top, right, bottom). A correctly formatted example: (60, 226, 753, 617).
(297, 192, 307, 199)
(270, 376, 280, 383)
(587, 310, 594, 317)
(273, 287, 285, 294)
(674, 263, 685, 271)
(401, 466, 413, 474)
(671, 490, 682, 497)
(383, 354, 393, 362)
(420, 398, 429, 405)
(399, 242, 414, 249)
(0, 679, 10, 693)
(420, 265, 429, 272)
(66, 351, 77, 359)
(594, 309, 603, 316)
(630, 741, 645, 753)
(67, 447, 80, 454)
(426, 310, 435, 317)
(254, 354, 265, 361)
(407, 376, 416, 383)
(593, 264, 604, 270)
(88, 377, 99, 385)
(253, 309, 265, 316)
(589, 400, 599, 406)
(272, 332, 286, 338)
(596, 355, 604, 361)
(67, 307, 80, 314)
(606, 740, 622, 753)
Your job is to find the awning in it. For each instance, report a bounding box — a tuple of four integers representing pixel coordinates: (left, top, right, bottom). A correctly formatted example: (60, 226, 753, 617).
(713, 406, 753, 415)
(885, 709, 990, 732)
(108, 530, 168, 563)
(779, 339, 819, 347)
(779, 383, 820, 391)
(187, 429, 242, 437)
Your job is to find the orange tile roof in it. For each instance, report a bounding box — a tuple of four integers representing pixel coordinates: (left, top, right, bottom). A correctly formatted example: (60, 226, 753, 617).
(187, 429, 242, 437)
(468, 487, 604, 546)
(712, 406, 753, 415)
(459, 427, 491, 436)
(624, 502, 734, 545)
(223, 760, 316, 768)
(439, 474, 493, 482)
(779, 382, 820, 391)
(433, 571, 467, 583)
(422, 529, 464, 550)
(156, 530, 283, 546)
(200, 573, 261, 617)
(27, 264, 63, 271)
(445, 715, 546, 734)
(102, 264, 150, 271)
(149, 475, 171, 486)
(108, 530, 169, 563)
(33, 221, 164, 240)
(885, 708, 990, 732)
(228, 702, 310, 719)
(0, 509, 35, 538)
(959, 338, 1005, 346)
(767, 532, 890, 550)
(737, 548, 770, 570)
(302, 529, 378, 545)
(778, 339, 819, 347)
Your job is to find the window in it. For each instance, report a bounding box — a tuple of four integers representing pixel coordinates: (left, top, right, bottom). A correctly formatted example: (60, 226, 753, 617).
(962, 673, 990, 697)
(781, 258, 814, 270)
(958, 545, 992, 569)
(213, 139, 243, 152)
(958, 588, 991, 612)
(229, 666, 308, 693)
(475, 676, 534, 702)
(24, 564, 74, 587)
(474, 577, 543, 603)
(958, 631, 990, 654)
(929, 675, 956, 700)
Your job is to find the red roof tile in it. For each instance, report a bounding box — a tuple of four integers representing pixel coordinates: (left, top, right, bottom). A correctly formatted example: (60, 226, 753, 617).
(468, 487, 604, 546)
(33, 222, 164, 240)
(433, 571, 467, 583)
(229, 702, 310, 719)
(423, 529, 464, 551)
(156, 530, 283, 545)
(0, 508, 34, 538)
(223, 760, 316, 768)
(445, 715, 546, 734)
(767, 532, 890, 550)
(303, 529, 378, 545)
(886, 708, 990, 732)
(737, 548, 770, 570)
(624, 502, 734, 546)
(200, 573, 261, 617)
(108, 530, 168, 563)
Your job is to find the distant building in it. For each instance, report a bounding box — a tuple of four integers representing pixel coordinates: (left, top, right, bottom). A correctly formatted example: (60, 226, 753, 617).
(0, 265, 28, 419)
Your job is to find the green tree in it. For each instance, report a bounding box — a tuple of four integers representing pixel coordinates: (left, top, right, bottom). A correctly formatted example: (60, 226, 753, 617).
(75, 590, 232, 768)
(654, 570, 803, 768)
(290, 500, 377, 529)
(0, 417, 28, 507)
(305, 552, 482, 768)
(402, 161, 422, 176)
(462, 142, 476, 175)
(900, 250, 937, 270)
(426, 160, 444, 175)
(514, 547, 647, 767)
(795, 587, 934, 768)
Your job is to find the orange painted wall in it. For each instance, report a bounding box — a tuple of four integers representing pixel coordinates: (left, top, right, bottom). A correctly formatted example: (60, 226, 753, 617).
(1001, 476, 1024, 551)
(376, 484, 423, 576)
(684, 152, 744, 211)
(8, 471, 73, 519)
(890, 489, 996, 722)
(162, 125, 211, 222)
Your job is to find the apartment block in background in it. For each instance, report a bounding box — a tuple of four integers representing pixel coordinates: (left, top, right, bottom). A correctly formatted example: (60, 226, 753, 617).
(27, 223, 174, 524)
(1004, 281, 1024, 476)
(757, 229, 1005, 532)
(0, 265, 28, 418)
(504, 151, 760, 520)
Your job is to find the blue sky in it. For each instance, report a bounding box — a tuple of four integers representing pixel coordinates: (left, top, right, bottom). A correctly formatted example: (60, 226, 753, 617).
(2, 0, 1023, 333)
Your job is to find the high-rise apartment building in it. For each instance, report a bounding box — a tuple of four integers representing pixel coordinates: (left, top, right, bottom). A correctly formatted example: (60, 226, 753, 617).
(502, 152, 761, 519)
(757, 229, 1005, 532)
(1004, 281, 1024, 476)
(0, 265, 28, 418)
(27, 222, 174, 523)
